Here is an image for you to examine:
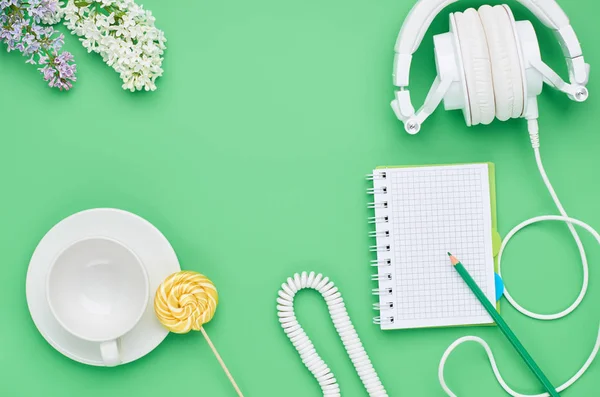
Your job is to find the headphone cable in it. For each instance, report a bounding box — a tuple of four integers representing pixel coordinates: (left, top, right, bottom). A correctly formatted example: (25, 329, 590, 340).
(439, 119, 600, 397)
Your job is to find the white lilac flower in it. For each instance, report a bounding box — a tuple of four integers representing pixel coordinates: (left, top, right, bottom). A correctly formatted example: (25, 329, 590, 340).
(63, 0, 166, 92)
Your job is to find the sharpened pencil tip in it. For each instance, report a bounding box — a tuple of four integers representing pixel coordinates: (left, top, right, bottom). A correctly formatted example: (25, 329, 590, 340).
(447, 252, 452, 257)
(448, 254, 459, 266)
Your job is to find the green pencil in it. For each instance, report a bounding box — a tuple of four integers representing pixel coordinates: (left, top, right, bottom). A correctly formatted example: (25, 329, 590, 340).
(448, 253, 560, 397)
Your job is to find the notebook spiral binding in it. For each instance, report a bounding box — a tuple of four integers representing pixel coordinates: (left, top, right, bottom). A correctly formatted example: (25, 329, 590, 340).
(367, 201, 388, 209)
(369, 244, 391, 253)
(370, 259, 392, 267)
(368, 216, 389, 224)
(367, 170, 395, 326)
(372, 287, 393, 295)
(373, 302, 394, 310)
(373, 316, 395, 325)
(366, 172, 387, 181)
(371, 273, 392, 281)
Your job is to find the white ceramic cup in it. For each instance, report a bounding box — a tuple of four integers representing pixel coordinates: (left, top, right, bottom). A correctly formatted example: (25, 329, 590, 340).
(46, 236, 149, 367)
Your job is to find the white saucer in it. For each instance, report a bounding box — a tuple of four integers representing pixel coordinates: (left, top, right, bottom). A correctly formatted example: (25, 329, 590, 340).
(26, 208, 181, 366)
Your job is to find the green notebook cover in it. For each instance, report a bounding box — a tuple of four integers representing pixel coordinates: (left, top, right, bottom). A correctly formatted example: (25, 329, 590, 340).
(372, 162, 501, 328)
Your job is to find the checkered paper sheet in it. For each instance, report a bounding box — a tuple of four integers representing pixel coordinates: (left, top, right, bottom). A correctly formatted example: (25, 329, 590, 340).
(372, 164, 496, 330)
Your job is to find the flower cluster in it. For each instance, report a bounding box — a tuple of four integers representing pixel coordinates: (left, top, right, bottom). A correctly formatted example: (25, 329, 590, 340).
(63, 0, 166, 92)
(0, 0, 77, 90)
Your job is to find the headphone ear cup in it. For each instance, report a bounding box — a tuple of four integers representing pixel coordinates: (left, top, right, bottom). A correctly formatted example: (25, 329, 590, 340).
(479, 5, 524, 121)
(454, 9, 495, 126)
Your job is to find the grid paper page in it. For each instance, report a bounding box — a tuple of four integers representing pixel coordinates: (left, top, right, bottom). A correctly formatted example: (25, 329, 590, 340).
(375, 164, 496, 330)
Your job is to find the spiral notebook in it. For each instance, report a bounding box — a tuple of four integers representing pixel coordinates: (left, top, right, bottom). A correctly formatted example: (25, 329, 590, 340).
(368, 163, 500, 330)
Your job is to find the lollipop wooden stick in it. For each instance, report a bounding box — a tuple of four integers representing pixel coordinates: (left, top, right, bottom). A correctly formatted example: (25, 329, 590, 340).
(200, 327, 244, 397)
(154, 271, 244, 397)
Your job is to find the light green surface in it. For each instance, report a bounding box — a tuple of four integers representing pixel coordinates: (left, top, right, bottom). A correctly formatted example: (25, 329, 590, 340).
(1, 0, 600, 396)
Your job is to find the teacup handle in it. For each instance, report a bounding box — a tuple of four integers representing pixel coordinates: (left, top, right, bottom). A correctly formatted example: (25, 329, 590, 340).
(100, 339, 121, 367)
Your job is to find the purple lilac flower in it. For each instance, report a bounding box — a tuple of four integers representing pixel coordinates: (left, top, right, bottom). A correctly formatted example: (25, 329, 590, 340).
(0, 1, 20, 10)
(0, 0, 76, 90)
(27, 0, 58, 24)
(39, 50, 76, 90)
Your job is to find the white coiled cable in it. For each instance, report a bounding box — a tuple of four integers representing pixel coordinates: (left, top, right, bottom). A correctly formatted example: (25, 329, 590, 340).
(439, 121, 600, 396)
(277, 271, 388, 397)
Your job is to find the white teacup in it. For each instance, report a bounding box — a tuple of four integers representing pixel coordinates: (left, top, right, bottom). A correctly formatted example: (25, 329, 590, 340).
(46, 236, 149, 367)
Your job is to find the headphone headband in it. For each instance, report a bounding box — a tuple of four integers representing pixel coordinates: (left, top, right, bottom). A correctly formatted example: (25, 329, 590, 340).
(393, 0, 587, 88)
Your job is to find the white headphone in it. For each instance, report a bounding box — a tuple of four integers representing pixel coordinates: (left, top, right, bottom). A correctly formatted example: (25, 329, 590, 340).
(391, 0, 590, 134)
(389, 3, 600, 397)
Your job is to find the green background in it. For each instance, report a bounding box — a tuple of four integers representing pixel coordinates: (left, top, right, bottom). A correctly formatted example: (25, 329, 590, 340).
(1, 0, 599, 395)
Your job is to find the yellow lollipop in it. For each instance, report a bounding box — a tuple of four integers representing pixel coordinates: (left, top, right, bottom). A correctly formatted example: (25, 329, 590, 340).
(154, 271, 243, 396)
(154, 271, 218, 333)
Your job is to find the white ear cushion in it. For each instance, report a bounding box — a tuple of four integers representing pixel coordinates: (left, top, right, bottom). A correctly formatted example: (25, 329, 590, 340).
(454, 9, 495, 126)
(479, 5, 524, 121)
